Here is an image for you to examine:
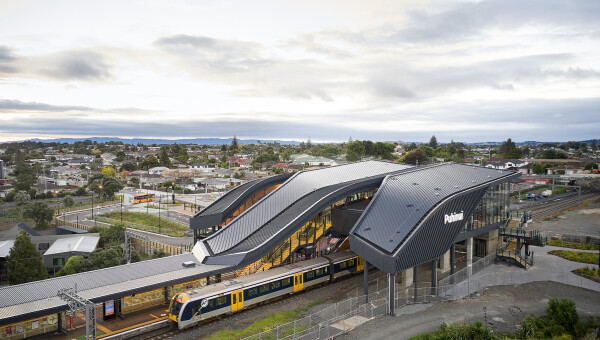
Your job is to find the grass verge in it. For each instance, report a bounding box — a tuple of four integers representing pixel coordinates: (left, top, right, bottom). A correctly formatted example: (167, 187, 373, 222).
(547, 239, 599, 250)
(548, 250, 599, 264)
(204, 300, 324, 340)
(100, 211, 188, 231)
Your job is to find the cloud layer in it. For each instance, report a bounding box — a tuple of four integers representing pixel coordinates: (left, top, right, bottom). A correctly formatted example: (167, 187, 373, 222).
(0, 0, 598, 142)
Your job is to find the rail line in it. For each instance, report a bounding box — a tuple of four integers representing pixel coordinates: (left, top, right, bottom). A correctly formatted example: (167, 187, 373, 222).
(529, 192, 597, 221)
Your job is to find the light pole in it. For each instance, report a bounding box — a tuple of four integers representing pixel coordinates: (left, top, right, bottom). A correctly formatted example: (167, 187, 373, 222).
(98, 185, 103, 208)
(120, 195, 123, 223)
(158, 194, 161, 234)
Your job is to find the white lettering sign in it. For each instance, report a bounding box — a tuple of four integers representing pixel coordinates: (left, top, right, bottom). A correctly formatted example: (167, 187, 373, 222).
(444, 211, 464, 224)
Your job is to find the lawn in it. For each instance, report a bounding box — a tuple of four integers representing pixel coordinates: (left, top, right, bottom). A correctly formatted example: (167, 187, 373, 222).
(547, 239, 599, 250)
(548, 250, 599, 264)
(204, 300, 323, 340)
(100, 211, 188, 231)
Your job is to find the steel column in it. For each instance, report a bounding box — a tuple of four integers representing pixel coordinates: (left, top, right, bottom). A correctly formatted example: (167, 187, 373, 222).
(388, 273, 396, 316)
(413, 266, 418, 303)
(431, 259, 437, 296)
(450, 244, 455, 284)
(363, 261, 369, 303)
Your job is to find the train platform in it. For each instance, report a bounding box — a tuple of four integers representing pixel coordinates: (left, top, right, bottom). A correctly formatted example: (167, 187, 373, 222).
(44, 304, 170, 339)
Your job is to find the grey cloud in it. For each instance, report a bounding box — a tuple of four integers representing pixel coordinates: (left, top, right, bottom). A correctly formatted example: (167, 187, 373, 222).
(392, 0, 600, 44)
(0, 99, 94, 112)
(38, 50, 111, 81)
(0, 46, 16, 62)
(284, 34, 354, 59)
(1, 97, 598, 143)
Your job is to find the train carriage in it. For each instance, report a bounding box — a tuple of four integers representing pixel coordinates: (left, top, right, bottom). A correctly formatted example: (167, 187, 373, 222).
(169, 251, 364, 329)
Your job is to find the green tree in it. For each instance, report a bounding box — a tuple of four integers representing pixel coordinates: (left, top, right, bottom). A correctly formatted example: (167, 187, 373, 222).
(14, 190, 31, 205)
(429, 135, 438, 148)
(55, 255, 90, 276)
(90, 248, 123, 269)
(531, 162, 545, 175)
(153, 248, 170, 259)
(159, 147, 173, 168)
(22, 201, 54, 228)
(120, 162, 136, 172)
(403, 149, 428, 165)
(346, 140, 365, 161)
(115, 151, 126, 162)
(88, 174, 125, 199)
(230, 135, 239, 152)
(62, 195, 75, 207)
(99, 224, 126, 248)
(499, 138, 523, 159)
(545, 298, 579, 334)
(7, 230, 49, 284)
(12, 162, 37, 191)
(142, 155, 159, 169)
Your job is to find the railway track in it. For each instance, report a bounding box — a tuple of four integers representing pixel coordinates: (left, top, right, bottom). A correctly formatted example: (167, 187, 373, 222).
(528, 192, 597, 221)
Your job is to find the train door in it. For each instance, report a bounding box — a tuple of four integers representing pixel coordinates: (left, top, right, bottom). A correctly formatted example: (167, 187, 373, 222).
(293, 273, 304, 292)
(231, 289, 244, 312)
(357, 257, 364, 272)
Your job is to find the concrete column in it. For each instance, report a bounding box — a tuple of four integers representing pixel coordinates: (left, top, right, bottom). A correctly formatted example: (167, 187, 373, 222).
(413, 266, 418, 302)
(466, 237, 473, 277)
(439, 249, 451, 273)
(431, 259, 438, 296)
(388, 273, 396, 316)
(401, 267, 413, 287)
(450, 244, 456, 284)
(364, 261, 369, 303)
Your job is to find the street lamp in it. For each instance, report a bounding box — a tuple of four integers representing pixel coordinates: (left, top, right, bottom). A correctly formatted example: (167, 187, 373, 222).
(98, 185, 103, 208)
(55, 190, 60, 223)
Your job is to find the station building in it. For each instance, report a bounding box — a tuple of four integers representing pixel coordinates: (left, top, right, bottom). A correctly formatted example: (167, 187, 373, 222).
(0, 161, 519, 339)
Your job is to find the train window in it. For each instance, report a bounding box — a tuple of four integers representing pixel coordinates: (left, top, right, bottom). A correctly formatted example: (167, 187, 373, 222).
(232, 294, 236, 304)
(306, 271, 314, 279)
(325, 267, 328, 273)
(294, 276, 298, 285)
(259, 284, 269, 294)
(216, 296, 227, 306)
(209, 300, 214, 308)
(316, 268, 323, 276)
(339, 262, 347, 269)
(349, 259, 354, 266)
(282, 278, 291, 286)
(247, 287, 258, 297)
(271, 281, 281, 290)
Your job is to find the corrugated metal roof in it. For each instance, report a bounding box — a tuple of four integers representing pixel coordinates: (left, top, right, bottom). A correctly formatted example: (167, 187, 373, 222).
(43, 236, 100, 256)
(0, 252, 227, 323)
(0, 240, 15, 258)
(353, 163, 512, 254)
(203, 161, 413, 255)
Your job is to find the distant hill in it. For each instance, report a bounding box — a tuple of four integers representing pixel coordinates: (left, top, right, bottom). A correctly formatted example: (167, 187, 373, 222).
(7, 137, 302, 145)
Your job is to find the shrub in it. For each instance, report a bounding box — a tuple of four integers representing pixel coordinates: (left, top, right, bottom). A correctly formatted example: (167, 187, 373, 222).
(546, 298, 579, 333)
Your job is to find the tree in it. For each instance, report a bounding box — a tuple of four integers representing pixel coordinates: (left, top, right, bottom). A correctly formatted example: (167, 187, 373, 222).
(22, 201, 54, 228)
(88, 174, 125, 199)
(101, 167, 117, 177)
(153, 248, 170, 259)
(499, 138, 522, 159)
(7, 230, 49, 284)
(63, 195, 75, 207)
(14, 190, 31, 205)
(545, 298, 579, 334)
(429, 135, 438, 148)
(142, 155, 159, 169)
(403, 149, 428, 165)
(99, 223, 126, 248)
(55, 255, 90, 276)
(346, 140, 365, 161)
(90, 248, 123, 269)
(12, 162, 37, 191)
(230, 135, 239, 152)
(531, 162, 545, 175)
(159, 148, 173, 168)
(115, 151, 126, 162)
(120, 162, 136, 172)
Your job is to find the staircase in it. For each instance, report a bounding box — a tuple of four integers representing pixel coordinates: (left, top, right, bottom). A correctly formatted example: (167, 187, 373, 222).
(496, 246, 534, 269)
(235, 221, 333, 277)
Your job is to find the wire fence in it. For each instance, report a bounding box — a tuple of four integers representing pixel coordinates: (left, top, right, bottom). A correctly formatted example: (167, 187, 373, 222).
(439, 252, 497, 286)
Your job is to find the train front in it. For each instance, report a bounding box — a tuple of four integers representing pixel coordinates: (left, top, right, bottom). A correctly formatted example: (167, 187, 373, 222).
(168, 293, 190, 324)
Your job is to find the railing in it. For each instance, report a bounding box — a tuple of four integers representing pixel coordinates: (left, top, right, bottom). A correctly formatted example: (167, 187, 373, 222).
(496, 247, 533, 268)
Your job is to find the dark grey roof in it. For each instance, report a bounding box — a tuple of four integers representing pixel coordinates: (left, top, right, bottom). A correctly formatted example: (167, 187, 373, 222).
(201, 161, 413, 265)
(190, 173, 293, 230)
(0, 253, 227, 324)
(57, 225, 89, 234)
(349, 163, 519, 272)
(16, 222, 40, 237)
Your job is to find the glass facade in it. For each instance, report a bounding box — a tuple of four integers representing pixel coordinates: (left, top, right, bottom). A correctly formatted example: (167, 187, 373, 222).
(464, 182, 510, 232)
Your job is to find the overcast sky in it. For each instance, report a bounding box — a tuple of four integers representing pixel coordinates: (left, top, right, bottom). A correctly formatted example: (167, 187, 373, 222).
(0, 0, 598, 143)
